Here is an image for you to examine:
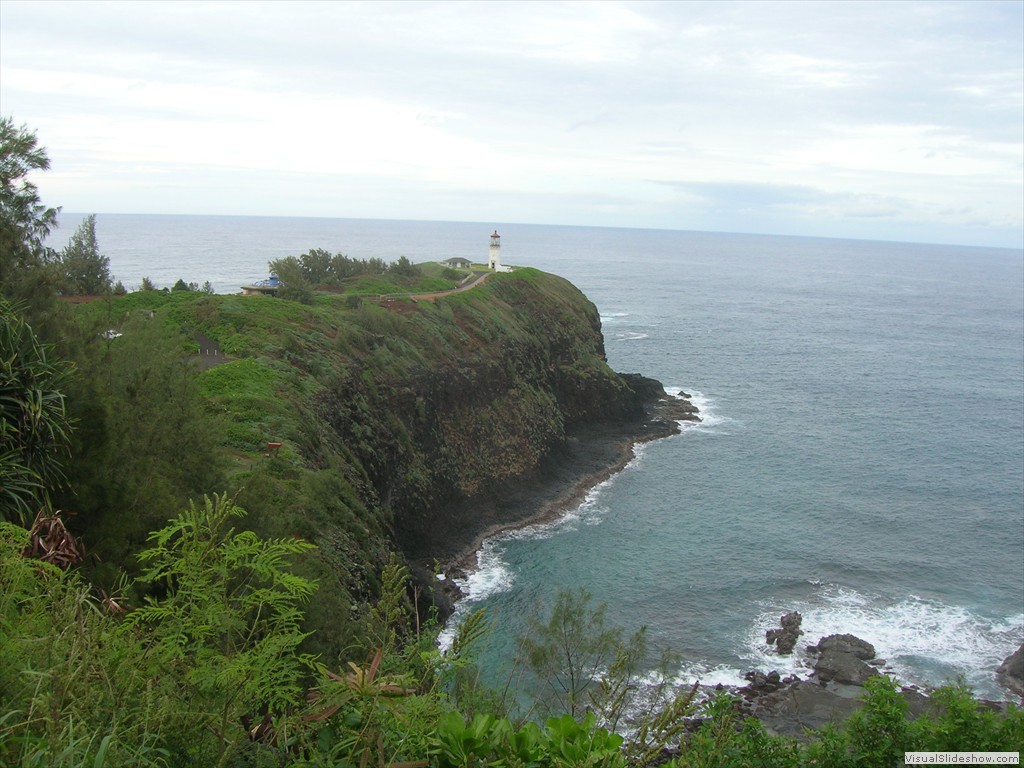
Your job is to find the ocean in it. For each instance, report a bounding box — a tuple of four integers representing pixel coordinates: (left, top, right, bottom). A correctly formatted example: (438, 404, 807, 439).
(49, 213, 1024, 700)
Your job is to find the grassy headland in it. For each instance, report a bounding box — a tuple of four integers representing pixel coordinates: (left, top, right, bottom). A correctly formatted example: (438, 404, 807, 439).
(64, 265, 660, 657)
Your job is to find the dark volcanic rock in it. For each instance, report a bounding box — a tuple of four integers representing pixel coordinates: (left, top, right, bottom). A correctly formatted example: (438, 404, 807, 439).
(619, 373, 667, 401)
(808, 634, 878, 685)
(742, 670, 784, 696)
(814, 650, 879, 685)
(766, 611, 804, 655)
(621, 373, 700, 423)
(657, 395, 700, 422)
(748, 679, 934, 740)
(721, 633, 1021, 741)
(996, 643, 1024, 697)
(809, 633, 876, 660)
(748, 680, 866, 739)
(741, 669, 802, 699)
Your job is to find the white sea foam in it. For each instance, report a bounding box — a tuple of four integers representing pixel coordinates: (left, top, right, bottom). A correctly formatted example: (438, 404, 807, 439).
(439, 424, 659, 649)
(663, 387, 731, 432)
(634, 586, 1023, 702)
(440, 489, 618, 647)
(745, 584, 1024, 698)
(672, 662, 750, 689)
(436, 538, 518, 651)
(612, 664, 751, 732)
(991, 613, 1024, 635)
(629, 439, 650, 465)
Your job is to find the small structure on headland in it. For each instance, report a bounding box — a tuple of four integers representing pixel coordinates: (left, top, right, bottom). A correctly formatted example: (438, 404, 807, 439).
(441, 257, 472, 269)
(488, 231, 501, 270)
(241, 275, 280, 296)
(488, 230, 513, 272)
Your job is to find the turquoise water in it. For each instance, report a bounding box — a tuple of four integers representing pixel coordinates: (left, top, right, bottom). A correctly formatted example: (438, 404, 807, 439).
(51, 215, 1024, 699)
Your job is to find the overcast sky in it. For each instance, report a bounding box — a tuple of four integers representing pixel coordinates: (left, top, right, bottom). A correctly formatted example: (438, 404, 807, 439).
(1, 0, 1021, 248)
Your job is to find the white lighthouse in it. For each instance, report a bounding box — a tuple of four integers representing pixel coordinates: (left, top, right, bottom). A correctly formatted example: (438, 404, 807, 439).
(488, 230, 501, 271)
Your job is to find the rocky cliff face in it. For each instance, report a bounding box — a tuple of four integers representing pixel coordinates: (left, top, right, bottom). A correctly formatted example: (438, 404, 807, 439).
(301, 269, 675, 562)
(156, 267, 688, 646)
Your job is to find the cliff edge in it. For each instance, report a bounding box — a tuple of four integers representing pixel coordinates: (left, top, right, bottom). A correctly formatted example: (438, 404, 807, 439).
(301, 269, 697, 561)
(96, 267, 693, 650)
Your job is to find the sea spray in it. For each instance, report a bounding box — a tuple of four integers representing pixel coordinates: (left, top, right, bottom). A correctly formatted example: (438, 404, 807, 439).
(746, 585, 1024, 697)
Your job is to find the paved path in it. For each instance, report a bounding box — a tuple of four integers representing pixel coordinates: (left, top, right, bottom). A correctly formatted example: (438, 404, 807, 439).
(377, 270, 490, 303)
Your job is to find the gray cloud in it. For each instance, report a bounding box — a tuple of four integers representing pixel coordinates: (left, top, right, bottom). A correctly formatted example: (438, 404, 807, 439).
(657, 181, 833, 209)
(1, 0, 1020, 248)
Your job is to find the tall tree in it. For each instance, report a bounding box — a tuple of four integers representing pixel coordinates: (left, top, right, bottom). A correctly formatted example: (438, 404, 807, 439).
(0, 117, 58, 269)
(58, 214, 111, 295)
(519, 587, 647, 720)
(387, 255, 420, 278)
(267, 255, 313, 304)
(0, 117, 62, 332)
(61, 310, 226, 561)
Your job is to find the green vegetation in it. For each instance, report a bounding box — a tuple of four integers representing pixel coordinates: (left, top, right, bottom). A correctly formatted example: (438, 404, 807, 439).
(3, 118, 1021, 765)
(0, 299, 74, 523)
(2, 116, 643, 675)
(268, 249, 460, 304)
(57, 214, 112, 295)
(171, 278, 212, 293)
(0, 118, 65, 339)
(3, 534, 1021, 767)
(522, 587, 648, 720)
(127, 495, 317, 762)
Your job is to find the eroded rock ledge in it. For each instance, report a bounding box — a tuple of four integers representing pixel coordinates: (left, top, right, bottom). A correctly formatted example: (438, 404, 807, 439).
(419, 377, 699, 615)
(726, 615, 1022, 740)
(997, 643, 1024, 697)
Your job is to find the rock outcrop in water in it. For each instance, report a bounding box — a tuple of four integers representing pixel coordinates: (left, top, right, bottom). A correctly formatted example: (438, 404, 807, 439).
(997, 643, 1024, 697)
(765, 611, 804, 655)
(735, 627, 1021, 739)
(807, 633, 879, 685)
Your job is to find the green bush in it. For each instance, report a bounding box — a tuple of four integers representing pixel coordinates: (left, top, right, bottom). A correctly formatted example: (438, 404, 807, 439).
(0, 522, 169, 767)
(126, 494, 317, 764)
(0, 299, 74, 523)
(432, 711, 627, 768)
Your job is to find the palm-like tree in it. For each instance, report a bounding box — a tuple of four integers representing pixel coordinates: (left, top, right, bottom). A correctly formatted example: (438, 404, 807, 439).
(0, 299, 73, 523)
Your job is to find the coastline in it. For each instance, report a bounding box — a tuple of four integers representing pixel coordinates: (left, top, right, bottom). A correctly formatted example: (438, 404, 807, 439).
(421, 387, 1024, 730)
(437, 391, 699, 587)
(443, 428, 643, 576)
